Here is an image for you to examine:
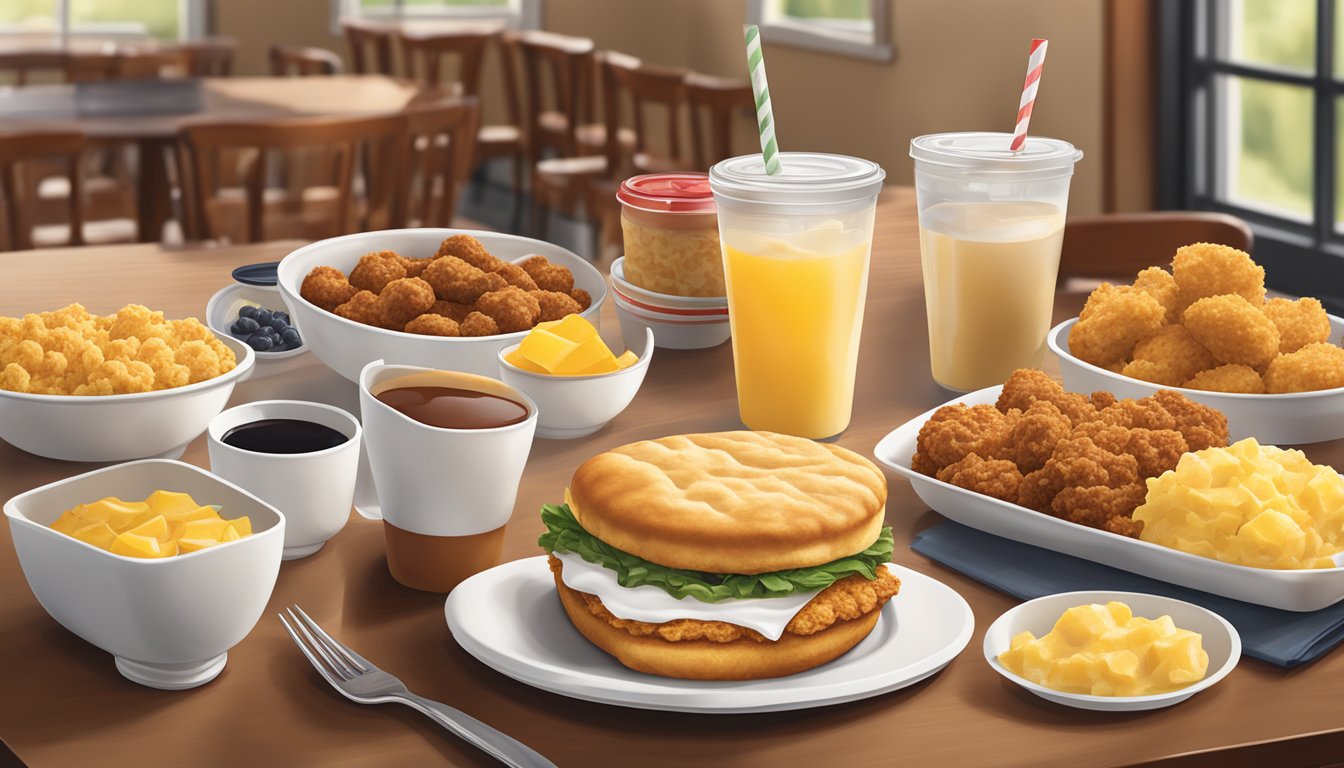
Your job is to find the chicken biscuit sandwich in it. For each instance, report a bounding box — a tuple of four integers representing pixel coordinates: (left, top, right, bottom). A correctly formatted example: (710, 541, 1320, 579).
(539, 431, 900, 681)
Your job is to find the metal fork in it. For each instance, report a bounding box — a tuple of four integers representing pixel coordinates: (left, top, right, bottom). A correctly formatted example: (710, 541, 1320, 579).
(279, 605, 555, 768)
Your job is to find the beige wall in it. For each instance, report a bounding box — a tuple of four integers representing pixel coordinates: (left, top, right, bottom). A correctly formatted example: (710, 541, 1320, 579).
(215, 0, 1108, 214)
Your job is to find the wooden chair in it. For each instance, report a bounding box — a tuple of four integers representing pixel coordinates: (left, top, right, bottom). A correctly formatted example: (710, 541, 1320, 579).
(1059, 212, 1255, 282)
(517, 31, 606, 165)
(176, 113, 405, 244)
(602, 52, 691, 175)
(684, 73, 754, 171)
(269, 45, 344, 77)
(173, 38, 236, 77)
(342, 19, 395, 76)
(398, 30, 491, 90)
(67, 50, 178, 82)
(0, 52, 69, 86)
(396, 97, 481, 228)
(474, 31, 526, 203)
(0, 129, 85, 251)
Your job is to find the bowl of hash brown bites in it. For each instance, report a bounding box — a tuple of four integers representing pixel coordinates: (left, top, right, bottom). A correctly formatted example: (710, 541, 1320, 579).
(277, 230, 606, 381)
(1048, 242, 1344, 443)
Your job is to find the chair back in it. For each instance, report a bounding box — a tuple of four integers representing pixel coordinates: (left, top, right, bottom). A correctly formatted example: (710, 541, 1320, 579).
(0, 52, 68, 86)
(174, 38, 236, 77)
(0, 129, 85, 251)
(396, 96, 481, 228)
(176, 113, 405, 243)
(67, 50, 176, 82)
(1059, 211, 1255, 280)
(398, 30, 491, 92)
(517, 31, 595, 158)
(495, 31, 525, 132)
(270, 45, 344, 77)
(601, 52, 689, 174)
(684, 72, 753, 171)
(342, 19, 395, 75)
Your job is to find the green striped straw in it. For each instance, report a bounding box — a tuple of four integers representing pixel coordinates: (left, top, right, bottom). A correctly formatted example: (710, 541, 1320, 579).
(744, 25, 781, 175)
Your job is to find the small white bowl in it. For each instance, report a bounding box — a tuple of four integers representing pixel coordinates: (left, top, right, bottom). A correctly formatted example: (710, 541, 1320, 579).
(0, 333, 255, 462)
(205, 282, 309, 379)
(497, 327, 653, 439)
(610, 257, 729, 310)
(1049, 316, 1344, 443)
(4, 459, 285, 689)
(613, 293, 730, 351)
(983, 590, 1241, 712)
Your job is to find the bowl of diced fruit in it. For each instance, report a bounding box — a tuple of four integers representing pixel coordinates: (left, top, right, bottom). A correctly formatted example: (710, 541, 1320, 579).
(4, 459, 284, 690)
(206, 281, 309, 379)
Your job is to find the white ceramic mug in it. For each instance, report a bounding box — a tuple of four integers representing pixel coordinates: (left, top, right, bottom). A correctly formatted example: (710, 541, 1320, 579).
(358, 360, 538, 592)
(207, 400, 361, 560)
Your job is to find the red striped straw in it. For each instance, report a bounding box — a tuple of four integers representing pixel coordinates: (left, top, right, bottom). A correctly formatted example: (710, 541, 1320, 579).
(1010, 38, 1049, 151)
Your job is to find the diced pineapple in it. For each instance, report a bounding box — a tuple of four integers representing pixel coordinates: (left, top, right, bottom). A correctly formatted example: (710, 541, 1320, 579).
(110, 532, 163, 559)
(503, 349, 550, 374)
(224, 516, 253, 537)
(72, 521, 118, 550)
(179, 518, 230, 540)
(127, 515, 169, 541)
(48, 490, 250, 558)
(50, 510, 83, 536)
(144, 490, 199, 516)
(615, 350, 638, 369)
(221, 525, 241, 542)
(177, 538, 220, 554)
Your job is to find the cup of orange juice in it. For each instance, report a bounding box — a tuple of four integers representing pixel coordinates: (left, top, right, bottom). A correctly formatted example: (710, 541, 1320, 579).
(709, 152, 885, 439)
(910, 132, 1083, 392)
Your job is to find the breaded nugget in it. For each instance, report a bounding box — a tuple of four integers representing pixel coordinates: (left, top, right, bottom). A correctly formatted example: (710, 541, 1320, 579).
(1183, 364, 1266, 394)
(403, 258, 435, 278)
(1010, 400, 1073, 473)
(1122, 325, 1216, 386)
(334, 290, 383, 326)
(300, 265, 358, 311)
(1172, 242, 1265, 311)
(1264, 342, 1344, 393)
(348, 250, 407, 293)
(1123, 428, 1189, 479)
(459, 311, 500, 337)
(435, 234, 504, 272)
(1150, 389, 1228, 451)
(1070, 285, 1166, 368)
(936, 454, 1023, 503)
(1133, 267, 1180, 324)
(519, 255, 575, 294)
(913, 403, 1018, 474)
(531, 290, 583, 322)
(1262, 297, 1331, 354)
(377, 277, 437, 329)
(473, 286, 541, 333)
(995, 369, 1099, 426)
(404, 314, 460, 337)
(422, 256, 500, 304)
(571, 288, 593, 311)
(1050, 484, 1147, 536)
(429, 300, 473, 323)
(494, 262, 539, 291)
(1182, 294, 1280, 368)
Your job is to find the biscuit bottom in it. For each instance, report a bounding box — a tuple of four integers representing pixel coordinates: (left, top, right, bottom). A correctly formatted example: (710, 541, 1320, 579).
(550, 562, 895, 681)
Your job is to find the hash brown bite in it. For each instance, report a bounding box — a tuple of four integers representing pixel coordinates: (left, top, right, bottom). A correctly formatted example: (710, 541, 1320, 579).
(1171, 242, 1266, 311)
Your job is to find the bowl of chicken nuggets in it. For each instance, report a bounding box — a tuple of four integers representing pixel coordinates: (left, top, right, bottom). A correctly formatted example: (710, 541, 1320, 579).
(276, 229, 606, 382)
(1049, 242, 1344, 443)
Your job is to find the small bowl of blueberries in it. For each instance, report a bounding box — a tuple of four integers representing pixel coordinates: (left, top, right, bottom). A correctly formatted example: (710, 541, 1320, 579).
(206, 264, 311, 379)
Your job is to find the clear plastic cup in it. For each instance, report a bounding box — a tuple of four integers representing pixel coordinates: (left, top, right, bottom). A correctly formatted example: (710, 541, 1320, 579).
(709, 152, 885, 439)
(910, 132, 1083, 392)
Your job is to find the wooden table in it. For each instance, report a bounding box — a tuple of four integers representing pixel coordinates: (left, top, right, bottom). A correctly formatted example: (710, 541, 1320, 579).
(0, 75, 430, 242)
(3, 189, 1344, 767)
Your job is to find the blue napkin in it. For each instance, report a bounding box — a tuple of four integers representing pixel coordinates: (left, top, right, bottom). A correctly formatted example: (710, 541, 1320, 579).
(911, 521, 1344, 668)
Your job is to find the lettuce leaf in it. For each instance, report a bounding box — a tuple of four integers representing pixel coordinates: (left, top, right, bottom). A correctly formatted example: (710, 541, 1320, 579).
(537, 503, 893, 603)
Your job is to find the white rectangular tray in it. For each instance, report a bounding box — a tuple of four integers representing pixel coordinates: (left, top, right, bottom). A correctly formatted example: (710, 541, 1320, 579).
(873, 386, 1344, 612)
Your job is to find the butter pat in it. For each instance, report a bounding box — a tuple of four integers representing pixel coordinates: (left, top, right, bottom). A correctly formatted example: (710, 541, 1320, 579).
(509, 316, 638, 376)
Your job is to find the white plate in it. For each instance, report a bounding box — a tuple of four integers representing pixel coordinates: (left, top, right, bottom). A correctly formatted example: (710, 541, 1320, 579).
(205, 283, 310, 380)
(444, 556, 974, 713)
(1049, 315, 1344, 443)
(873, 386, 1344, 612)
(983, 590, 1241, 711)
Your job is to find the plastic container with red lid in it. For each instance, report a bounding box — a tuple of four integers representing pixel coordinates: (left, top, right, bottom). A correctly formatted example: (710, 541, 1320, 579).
(617, 173, 724, 298)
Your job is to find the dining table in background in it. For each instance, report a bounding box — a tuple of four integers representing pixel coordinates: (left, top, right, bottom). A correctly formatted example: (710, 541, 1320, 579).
(0, 75, 437, 243)
(2, 188, 1343, 767)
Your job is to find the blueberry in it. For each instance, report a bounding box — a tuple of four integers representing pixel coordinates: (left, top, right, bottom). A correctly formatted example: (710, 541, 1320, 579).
(238, 305, 261, 320)
(254, 309, 273, 326)
(271, 310, 290, 325)
(247, 335, 275, 352)
(280, 328, 301, 347)
(230, 317, 260, 336)
(268, 317, 289, 332)
(262, 325, 280, 337)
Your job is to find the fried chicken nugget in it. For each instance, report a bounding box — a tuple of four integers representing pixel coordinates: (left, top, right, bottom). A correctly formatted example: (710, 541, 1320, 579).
(429, 300, 473, 323)
(1182, 294, 1280, 368)
(473, 286, 541, 333)
(1264, 342, 1344, 393)
(1009, 400, 1073, 473)
(1122, 325, 1216, 386)
(422, 256, 504, 304)
(403, 258, 435, 278)
(334, 290, 383, 326)
(1133, 267, 1180, 324)
(936, 454, 1023, 503)
(531, 290, 583, 322)
(459, 311, 500, 337)
(1183, 364, 1266, 394)
(1070, 285, 1166, 368)
(1172, 242, 1266, 311)
(349, 250, 407, 294)
(1262, 297, 1331, 354)
(1050, 484, 1147, 536)
(995, 369, 1099, 426)
(300, 265, 358, 311)
(571, 288, 593, 311)
(377, 277, 437, 329)
(1150, 389, 1228, 451)
(404, 314, 460, 337)
(913, 403, 1017, 475)
(519, 255, 574, 294)
(1018, 436, 1139, 514)
(494, 263, 539, 291)
(435, 234, 504, 272)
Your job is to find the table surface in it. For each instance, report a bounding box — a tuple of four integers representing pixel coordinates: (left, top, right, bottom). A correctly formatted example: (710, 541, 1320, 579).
(3, 188, 1344, 768)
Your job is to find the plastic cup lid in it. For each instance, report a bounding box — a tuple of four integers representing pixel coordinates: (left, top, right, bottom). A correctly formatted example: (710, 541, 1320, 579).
(709, 152, 885, 206)
(232, 262, 280, 286)
(909, 132, 1083, 173)
(617, 173, 716, 213)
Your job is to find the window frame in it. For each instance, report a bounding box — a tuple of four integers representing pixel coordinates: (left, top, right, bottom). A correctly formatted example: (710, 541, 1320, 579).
(745, 0, 893, 63)
(335, 0, 540, 29)
(1160, 0, 1344, 310)
(7, 0, 207, 40)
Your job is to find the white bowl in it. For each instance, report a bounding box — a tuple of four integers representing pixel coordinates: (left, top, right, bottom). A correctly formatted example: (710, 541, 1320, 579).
(497, 327, 654, 439)
(610, 257, 729, 311)
(4, 459, 285, 689)
(1049, 315, 1344, 443)
(613, 293, 730, 351)
(0, 333, 255, 462)
(276, 228, 607, 382)
(983, 590, 1240, 711)
(205, 282, 310, 380)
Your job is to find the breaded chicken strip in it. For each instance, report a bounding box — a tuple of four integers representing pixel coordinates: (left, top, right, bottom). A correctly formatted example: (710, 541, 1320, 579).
(1183, 364, 1266, 394)
(1171, 242, 1265, 311)
(936, 453, 1023, 503)
(1122, 325, 1216, 386)
(1182, 294, 1280, 368)
(1264, 342, 1344, 393)
(1262, 297, 1331, 354)
(1070, 284, 1166, 368)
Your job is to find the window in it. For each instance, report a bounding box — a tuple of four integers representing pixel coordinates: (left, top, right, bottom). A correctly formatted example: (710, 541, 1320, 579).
(338, 0, 539, 28)
(0, 0, 203, 40)
(1162, 0, 1344, 308)
(746, 0, 892, 62)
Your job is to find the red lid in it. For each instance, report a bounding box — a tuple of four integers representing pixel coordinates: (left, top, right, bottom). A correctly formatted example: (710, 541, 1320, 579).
(617, 173, 716, 213)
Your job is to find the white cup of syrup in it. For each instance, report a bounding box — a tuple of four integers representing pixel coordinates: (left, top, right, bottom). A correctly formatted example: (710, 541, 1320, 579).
(207, 400, 361, 560)
(358, 360, 538, 593)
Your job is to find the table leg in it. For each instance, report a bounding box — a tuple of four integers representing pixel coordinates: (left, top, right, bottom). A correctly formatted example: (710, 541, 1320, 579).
(136, 138, 173, 243)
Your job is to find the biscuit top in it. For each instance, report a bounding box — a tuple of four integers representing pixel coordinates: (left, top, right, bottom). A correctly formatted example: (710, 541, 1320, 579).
(568, 431, 887, 574)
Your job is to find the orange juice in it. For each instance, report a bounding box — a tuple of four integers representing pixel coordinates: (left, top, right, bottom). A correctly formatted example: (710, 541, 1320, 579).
(722, 234, 870, 438)
(919, 201, 1065, 391)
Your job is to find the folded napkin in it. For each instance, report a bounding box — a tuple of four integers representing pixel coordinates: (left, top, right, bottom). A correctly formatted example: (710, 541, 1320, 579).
(911, 521, 1344, 668)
